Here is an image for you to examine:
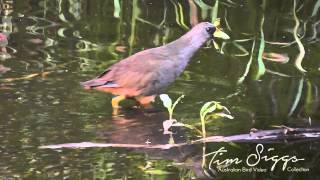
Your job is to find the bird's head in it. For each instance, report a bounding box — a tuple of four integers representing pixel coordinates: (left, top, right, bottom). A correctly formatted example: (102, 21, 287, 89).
(192, 21, 230, 41)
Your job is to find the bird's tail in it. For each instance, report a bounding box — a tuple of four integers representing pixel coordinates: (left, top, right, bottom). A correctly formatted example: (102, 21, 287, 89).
(80, 80, 93, 90)
(81, 78, 118, 89)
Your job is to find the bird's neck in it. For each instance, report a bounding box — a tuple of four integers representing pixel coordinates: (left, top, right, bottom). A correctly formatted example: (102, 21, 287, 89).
(165, 31, 209, 60)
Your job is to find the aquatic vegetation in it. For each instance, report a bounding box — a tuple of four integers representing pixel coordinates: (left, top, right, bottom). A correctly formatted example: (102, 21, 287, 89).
(213, 18, 230, 40)
(160, 94, 189, 135)
(3, 1, 320, 179)
(159, 94, 184, 120)
(113, 0, 121, 18)
(254, 0, 266, 80)
(160, 94, 233, 137)
(288, 78, 304, 116)
(128, 0, 141, 55)
(200, 101, 233, 138)
(211, 0, 219, 23)
(234, 0, 311, 82)
(237, 40, 255, 84)
(293, 0, 306, 73)
(170, 0, 189, 30)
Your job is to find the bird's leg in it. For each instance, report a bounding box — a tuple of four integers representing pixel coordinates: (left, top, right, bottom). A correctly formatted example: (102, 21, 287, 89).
(135, 95, 156, 108)
(111, 95, 126, 116)
(111, 95, 126, 108)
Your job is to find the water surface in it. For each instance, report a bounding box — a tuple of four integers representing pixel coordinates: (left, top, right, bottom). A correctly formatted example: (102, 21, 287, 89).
(0, 0, 320, 179)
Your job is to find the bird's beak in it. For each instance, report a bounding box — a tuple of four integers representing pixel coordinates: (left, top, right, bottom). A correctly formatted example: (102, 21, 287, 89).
(213, 18, 230, 40)
(213, 29, 230, 40)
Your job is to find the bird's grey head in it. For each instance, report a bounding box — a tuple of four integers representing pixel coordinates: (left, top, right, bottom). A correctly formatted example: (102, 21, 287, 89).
(165, 21, 228, 59)
(190, 22, 216, 40)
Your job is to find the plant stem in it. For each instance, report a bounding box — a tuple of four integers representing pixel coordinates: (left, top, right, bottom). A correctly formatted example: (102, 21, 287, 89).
(200, 115, 206, 138)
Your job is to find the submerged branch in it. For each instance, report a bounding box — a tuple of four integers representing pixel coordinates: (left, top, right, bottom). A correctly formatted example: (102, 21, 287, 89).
(40, 127, 320, 150)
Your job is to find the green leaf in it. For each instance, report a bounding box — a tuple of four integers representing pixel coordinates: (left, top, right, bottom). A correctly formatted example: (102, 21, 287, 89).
(211, 0, 219, 23)
(215, 113, 234, 119)
(113, 0, 121, 18)
(254, 3, 266, 80)
(213, 41, 220, 50)
(200, 101, 214, 116)
(255, 34, 266, 80)
(213, 30, 230, 40)
(159, 94, 172, 109)
(206, 103, 217, 114)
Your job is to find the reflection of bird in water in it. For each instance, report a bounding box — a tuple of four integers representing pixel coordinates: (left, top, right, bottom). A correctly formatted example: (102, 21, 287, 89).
(99, 109, 216, 179)
(102, 109, 182, 145)
(81, 22, 229, 113)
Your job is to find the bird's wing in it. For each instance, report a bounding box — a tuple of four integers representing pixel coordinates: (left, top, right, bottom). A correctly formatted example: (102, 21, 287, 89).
(80, 69, 118, 88)
(81, 48, 171, 95)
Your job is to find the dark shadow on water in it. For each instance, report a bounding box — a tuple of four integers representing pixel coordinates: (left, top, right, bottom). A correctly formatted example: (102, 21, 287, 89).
(99, 108, 215, 178)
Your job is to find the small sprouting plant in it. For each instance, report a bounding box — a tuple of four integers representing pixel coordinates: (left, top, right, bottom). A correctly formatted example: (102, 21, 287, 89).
(159, 94, 185, 135)
(159, 94, 233, 137)
(159, 94, 184, 120)
(200, 101, 233, 138)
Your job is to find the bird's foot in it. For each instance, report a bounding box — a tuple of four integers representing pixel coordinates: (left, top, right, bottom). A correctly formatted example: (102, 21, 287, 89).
(112, 107, 122, 116)
(140, 103, 154, 109)
(135, 95, 156, 107)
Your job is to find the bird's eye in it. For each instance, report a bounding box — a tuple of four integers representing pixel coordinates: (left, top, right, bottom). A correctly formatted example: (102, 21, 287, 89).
(206, 27, 216, 34)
